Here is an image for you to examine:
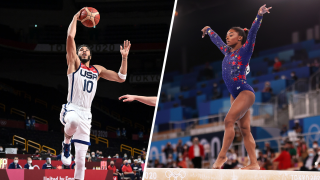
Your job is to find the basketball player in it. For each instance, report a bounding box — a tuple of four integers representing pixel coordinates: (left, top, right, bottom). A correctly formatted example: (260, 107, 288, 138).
(60, 8, 131, 180)
(119, 95, 157, 106)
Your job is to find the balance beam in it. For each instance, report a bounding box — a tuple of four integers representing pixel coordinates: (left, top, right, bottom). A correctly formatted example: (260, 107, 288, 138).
(144, 168, 320, 180)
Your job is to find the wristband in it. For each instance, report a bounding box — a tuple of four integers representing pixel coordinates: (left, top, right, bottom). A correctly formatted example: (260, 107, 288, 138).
(118, 72, 127, 80)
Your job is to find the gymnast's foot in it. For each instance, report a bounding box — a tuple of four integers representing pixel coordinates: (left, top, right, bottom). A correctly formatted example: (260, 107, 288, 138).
(212, 156, 228, 169)
(239, 163, 260, 170)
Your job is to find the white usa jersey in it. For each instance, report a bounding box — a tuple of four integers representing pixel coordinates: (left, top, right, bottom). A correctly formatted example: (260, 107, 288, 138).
(67, 63, 99, 108)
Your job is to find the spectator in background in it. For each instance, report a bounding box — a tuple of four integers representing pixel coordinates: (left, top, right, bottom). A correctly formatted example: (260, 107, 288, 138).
(9, 156, 22, 169)
(30, 116, 36, 130)
(123, 153, 128, 161)
(0, 146, 3, 152)
(99, 151, 104, 158)
(85, 152, 90, 160)
(300, 148, 318, 171)
(293, 120, 302, 134)
(212, 83, 222, 100)
(273, 146, 291, 170)
(108, 160, 121, 180)
(263, 142, 275, 158)
(162, 142, 174, 159)
(96, 150, 100, 158)
(188, 137, 204, 168)
(131, 159, 142, 180)
(122, 160, 135, 180)
(47, 149, 52, 157)
(130, 155, 135, 163)
(312, 141, 318, 152)
(87, 156, 92, 162)
(153, 159, 165, 168)
(42, 158, 53, 169)
(26, 116, 31, 130)
(224, 149, 238, 169)
(119, 160, 125, 173)
(91, 152, 98, 162)
(114, 153, 120, 158)
(257, 151, 267, 165)
(137, 156, 142, 162)
(314, 148, 320, 168)
(262, 81, 273, 93)
(291, 72, 298, 81)
(122, 128, 127, 138)
(166, 154, 174, 167)
(273, 57, 282, 72)
(116, 128, 121, 138)
(280, 124, 288, 136)
(177, 153, 187, 168)
(138, 160, 144, 178)
(34, 149, 40, 156)
(24, 157, 34, 169)
(286, 141, 297, 158)
(175, 140, 184, 157)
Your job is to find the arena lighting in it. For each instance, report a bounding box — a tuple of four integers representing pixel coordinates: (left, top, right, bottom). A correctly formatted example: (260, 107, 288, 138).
(35, 24, 37, 27)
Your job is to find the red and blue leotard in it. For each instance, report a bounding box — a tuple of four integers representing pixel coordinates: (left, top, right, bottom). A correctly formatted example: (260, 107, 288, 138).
(207, 14, 263, 99)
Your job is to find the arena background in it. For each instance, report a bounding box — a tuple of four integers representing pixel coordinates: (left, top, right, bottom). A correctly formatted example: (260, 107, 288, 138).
(0, 0, 175, 179)
(148, 0, 320, 171)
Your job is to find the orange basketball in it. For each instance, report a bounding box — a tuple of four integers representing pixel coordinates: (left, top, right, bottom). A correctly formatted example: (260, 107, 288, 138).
(79, 7, 100, 28)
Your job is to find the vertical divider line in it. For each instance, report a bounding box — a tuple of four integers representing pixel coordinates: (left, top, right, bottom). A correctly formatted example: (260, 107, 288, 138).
(142, 0, 179, 178)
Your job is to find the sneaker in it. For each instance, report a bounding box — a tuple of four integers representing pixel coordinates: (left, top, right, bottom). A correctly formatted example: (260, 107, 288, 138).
(61, 141, 72, 166)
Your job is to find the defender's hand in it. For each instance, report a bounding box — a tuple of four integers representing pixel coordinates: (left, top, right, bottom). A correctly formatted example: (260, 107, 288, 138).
(119, 95, 135, 102)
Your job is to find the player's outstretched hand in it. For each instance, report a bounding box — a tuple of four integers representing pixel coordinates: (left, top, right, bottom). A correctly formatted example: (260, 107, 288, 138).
(258, 4, 272, 16)
(74, 7, 86, 21)
(201, 26, 210, 38)
(120, 40, 131, 57)
(119, 95, 135, 102)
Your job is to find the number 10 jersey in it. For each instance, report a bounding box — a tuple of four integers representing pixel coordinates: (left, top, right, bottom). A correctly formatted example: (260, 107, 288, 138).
(67, 63, 99, 108)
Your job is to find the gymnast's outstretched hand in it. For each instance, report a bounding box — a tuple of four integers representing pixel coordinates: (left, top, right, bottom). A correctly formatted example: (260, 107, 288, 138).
(201, 26, 211, 38)
(258, 4, 272, 16)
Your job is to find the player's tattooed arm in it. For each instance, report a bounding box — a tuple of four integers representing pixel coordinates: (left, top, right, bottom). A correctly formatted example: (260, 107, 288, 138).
(66, 8, 85, 67)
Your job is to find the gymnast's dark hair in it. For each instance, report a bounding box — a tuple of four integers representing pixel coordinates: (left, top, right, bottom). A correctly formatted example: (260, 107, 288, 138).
(231, 27, 249, 45)
(77, 44, 92, 53)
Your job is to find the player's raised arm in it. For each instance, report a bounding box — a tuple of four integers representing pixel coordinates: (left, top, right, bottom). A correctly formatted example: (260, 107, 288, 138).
(66, 8, 84, 68)
(119, 95, 157, 106)
(94, 40, 131, 83)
